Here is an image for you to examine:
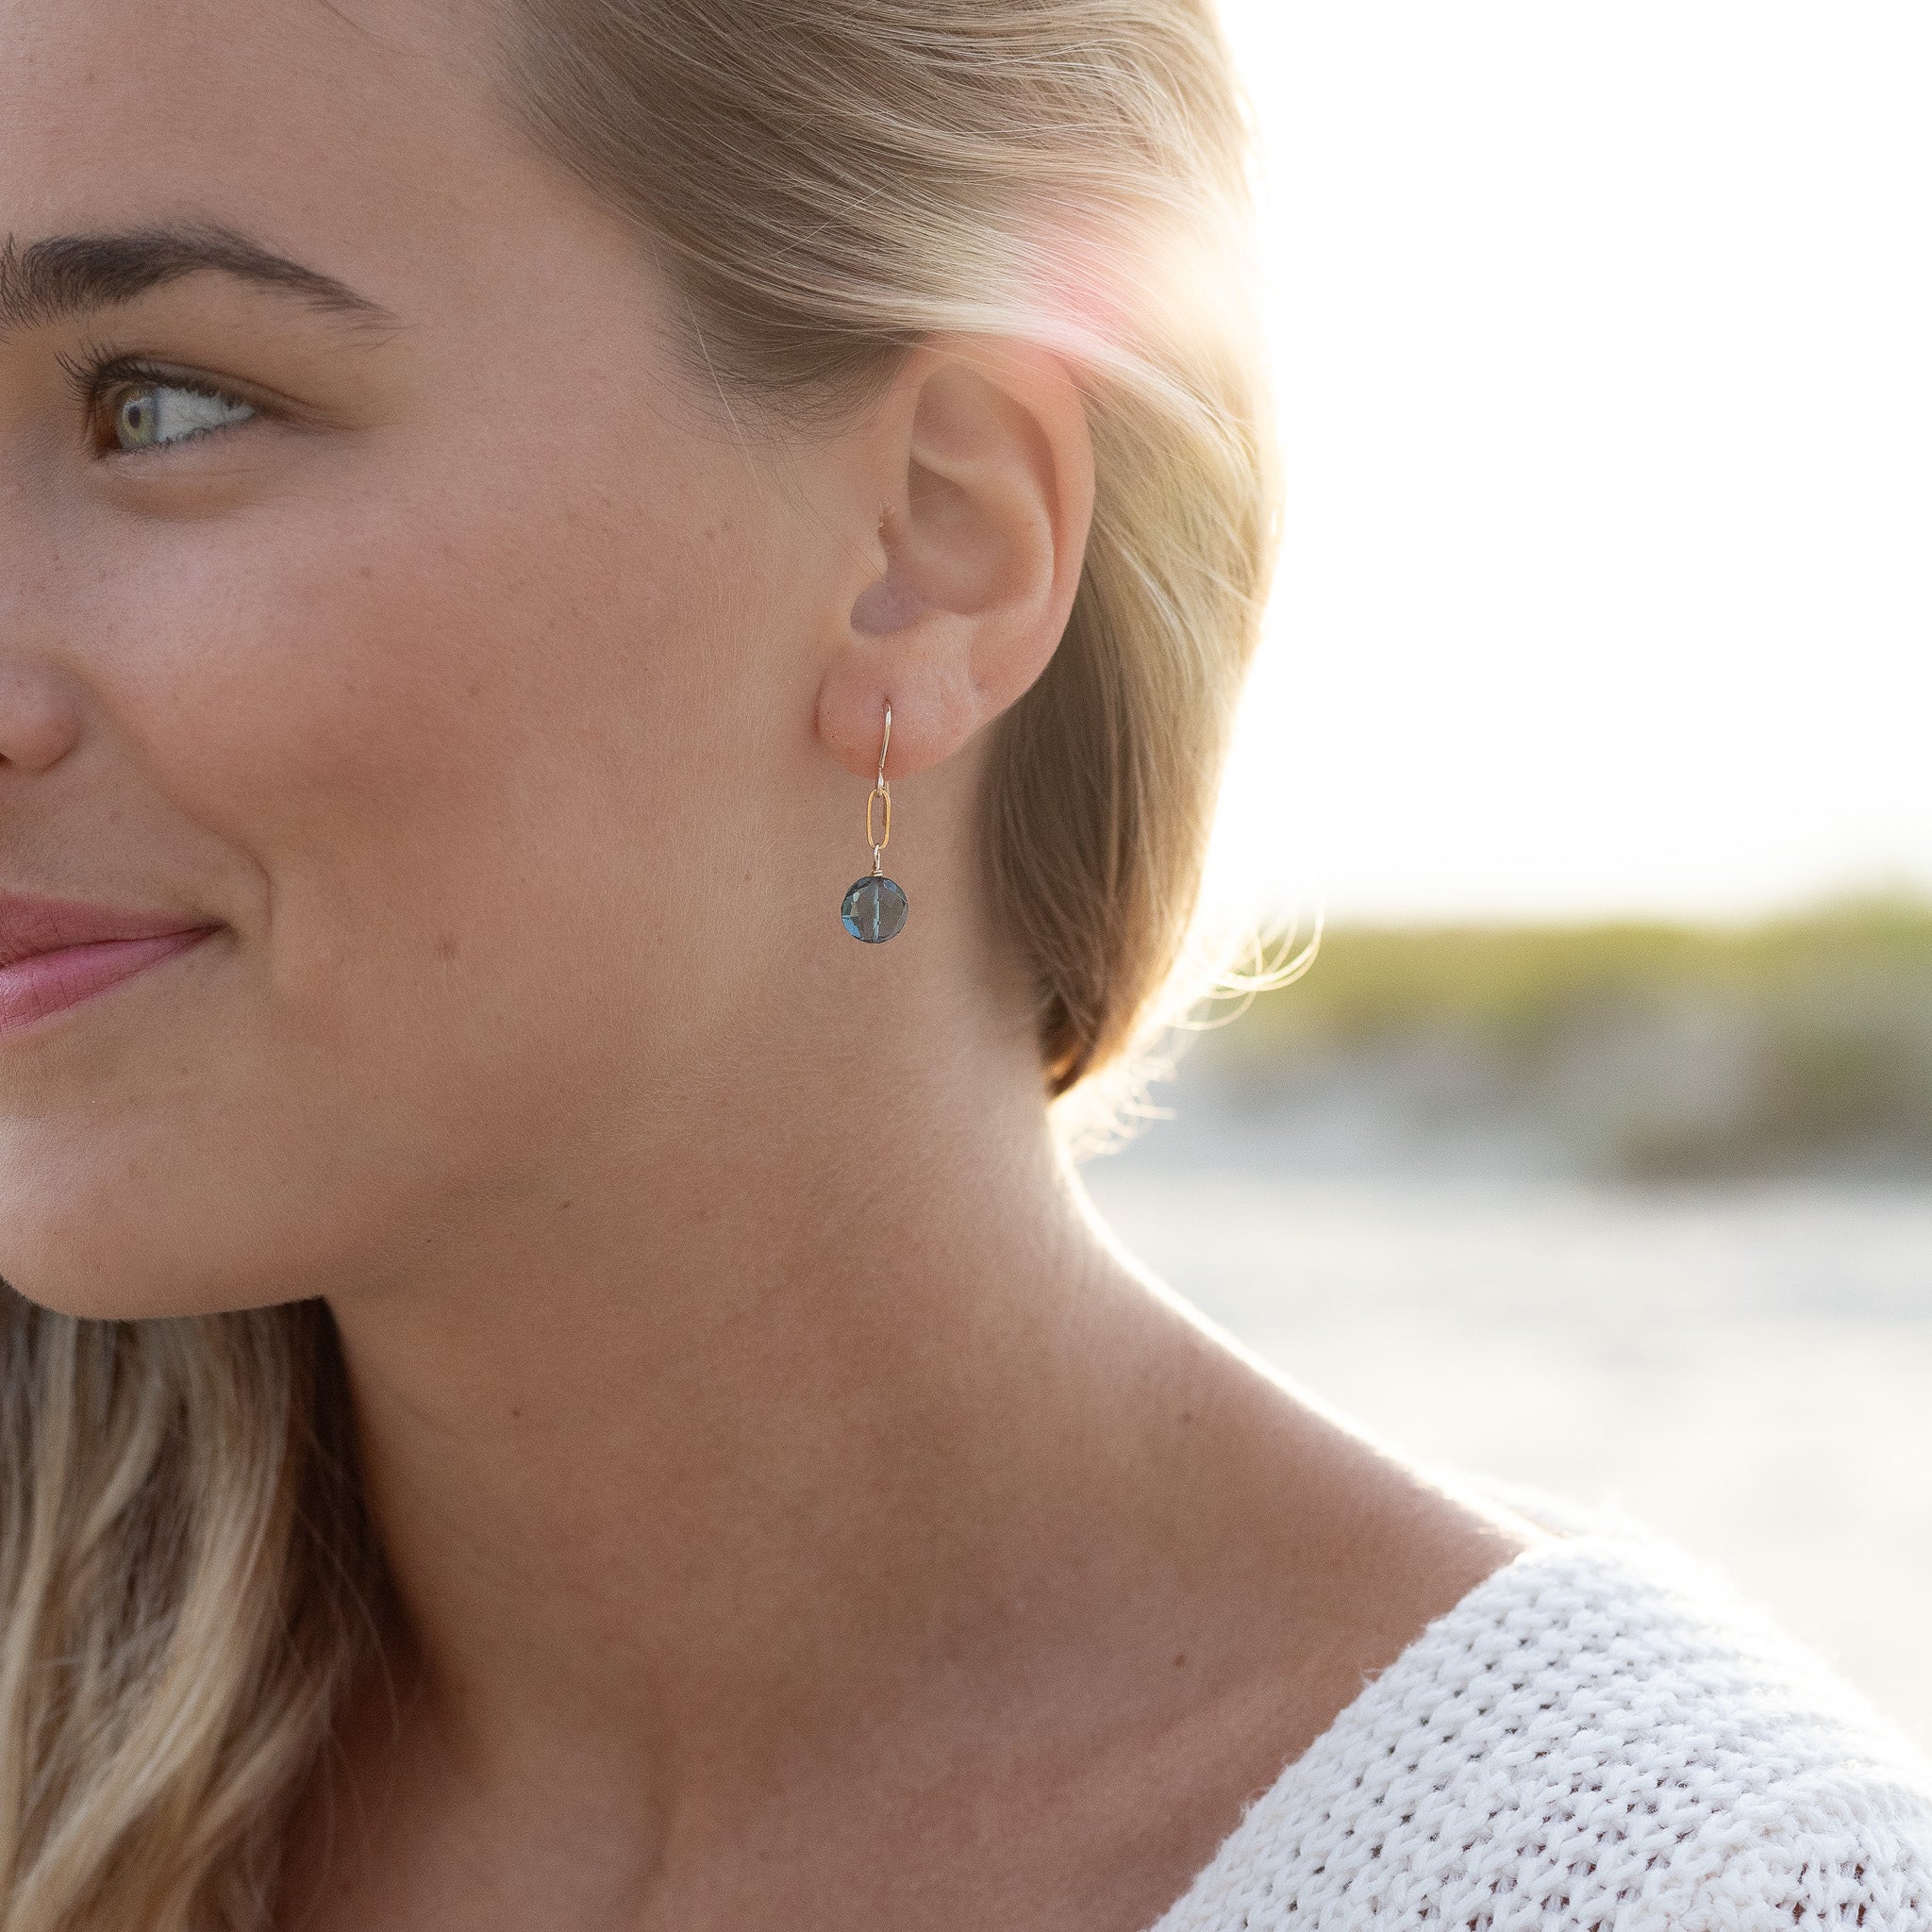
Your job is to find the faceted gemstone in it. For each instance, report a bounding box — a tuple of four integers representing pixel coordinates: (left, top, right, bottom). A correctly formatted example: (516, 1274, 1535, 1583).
(841, 874, 908, 943)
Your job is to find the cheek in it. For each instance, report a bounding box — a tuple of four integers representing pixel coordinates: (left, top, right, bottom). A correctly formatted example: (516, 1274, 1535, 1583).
(7, 452, 798, 1318)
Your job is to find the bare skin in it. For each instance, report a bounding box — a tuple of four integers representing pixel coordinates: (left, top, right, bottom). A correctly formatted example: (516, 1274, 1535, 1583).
(0, 2, 1541, 1928)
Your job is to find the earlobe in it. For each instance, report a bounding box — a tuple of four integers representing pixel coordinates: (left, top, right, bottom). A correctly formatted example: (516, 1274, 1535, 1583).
(814, 650, 987, 787)
(814, 341, 1094, 786)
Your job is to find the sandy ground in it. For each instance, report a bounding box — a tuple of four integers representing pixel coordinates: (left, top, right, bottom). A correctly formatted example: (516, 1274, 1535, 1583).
(1079, 1145, 1932, 1755)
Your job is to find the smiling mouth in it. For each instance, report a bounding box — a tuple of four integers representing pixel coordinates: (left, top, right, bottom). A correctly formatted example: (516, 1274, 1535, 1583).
(0, 928, 222, 1039)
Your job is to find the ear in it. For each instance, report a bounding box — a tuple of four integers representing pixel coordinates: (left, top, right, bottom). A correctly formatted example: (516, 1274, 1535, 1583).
(814, 339, 1096, 781)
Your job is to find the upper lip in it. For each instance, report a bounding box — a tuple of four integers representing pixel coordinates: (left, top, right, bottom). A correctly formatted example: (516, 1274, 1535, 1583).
(0, 893, 220, 973)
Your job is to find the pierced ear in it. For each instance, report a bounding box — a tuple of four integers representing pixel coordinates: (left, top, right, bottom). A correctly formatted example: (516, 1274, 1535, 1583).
(816, 340, 1095, 783)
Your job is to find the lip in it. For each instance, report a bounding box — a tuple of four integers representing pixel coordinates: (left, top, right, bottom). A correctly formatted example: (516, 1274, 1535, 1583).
(0, 894, 222, 1038)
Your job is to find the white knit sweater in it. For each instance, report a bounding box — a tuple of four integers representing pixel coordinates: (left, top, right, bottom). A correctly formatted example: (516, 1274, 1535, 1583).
(1147, 1489, 1932, 1931)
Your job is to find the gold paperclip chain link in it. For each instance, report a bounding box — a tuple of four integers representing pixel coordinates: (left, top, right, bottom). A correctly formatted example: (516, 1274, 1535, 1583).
(868, 702, 893, 875)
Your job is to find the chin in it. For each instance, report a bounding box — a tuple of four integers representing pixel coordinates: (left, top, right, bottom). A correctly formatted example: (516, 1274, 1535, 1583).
(1, 1267, 223, 1325)
(0, 1222, 290, 1324)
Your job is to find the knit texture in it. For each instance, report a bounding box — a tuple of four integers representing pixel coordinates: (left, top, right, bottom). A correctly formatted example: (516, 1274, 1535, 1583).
(1147, 1491, 1932, 1931)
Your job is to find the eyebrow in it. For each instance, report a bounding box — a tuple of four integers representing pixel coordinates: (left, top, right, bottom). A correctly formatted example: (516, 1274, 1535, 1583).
(0, 220, 402, 346)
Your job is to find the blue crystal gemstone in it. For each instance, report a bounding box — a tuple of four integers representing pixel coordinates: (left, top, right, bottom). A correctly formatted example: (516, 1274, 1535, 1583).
(841, 874, 908, 943)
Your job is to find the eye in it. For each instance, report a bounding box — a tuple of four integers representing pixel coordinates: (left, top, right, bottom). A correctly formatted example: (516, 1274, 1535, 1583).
(57, 348, 271, 461)
(104, 376, 257, 454)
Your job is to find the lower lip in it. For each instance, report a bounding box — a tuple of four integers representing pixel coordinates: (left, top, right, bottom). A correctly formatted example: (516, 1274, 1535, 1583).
(0, 929, 219, 1038)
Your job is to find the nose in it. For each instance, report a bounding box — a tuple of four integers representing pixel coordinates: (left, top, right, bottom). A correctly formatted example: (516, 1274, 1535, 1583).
(0, 658, 81, 774)
(0, 457, 85, 774)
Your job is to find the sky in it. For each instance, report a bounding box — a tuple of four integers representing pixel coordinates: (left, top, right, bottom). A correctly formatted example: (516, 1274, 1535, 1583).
(1198, 3, 1932, 928)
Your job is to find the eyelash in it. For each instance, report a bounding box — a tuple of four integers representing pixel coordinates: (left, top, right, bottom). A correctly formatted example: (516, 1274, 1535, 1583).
(52, 340, 258, 458)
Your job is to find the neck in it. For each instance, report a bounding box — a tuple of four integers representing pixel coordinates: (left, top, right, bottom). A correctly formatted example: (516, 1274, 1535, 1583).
(321, 1008, 1226, 1816)
(295, 963, 1536, 1930)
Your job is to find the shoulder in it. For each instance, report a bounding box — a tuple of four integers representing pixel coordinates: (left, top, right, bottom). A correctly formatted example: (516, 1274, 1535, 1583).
(1152, 1502, 1932, 1931)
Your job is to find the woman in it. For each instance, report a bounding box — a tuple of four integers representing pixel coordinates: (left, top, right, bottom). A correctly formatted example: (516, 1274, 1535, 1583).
(1, 1, 1926, 1926)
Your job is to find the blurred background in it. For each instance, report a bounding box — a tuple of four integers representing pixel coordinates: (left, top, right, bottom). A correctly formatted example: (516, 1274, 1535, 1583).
(1079, 2, 1932, 1751)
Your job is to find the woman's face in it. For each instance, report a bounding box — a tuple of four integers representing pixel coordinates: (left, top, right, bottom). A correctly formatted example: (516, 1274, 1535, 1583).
(0, 0, 895, 1317)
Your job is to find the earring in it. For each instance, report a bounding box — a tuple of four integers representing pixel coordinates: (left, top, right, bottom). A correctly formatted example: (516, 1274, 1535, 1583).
(841, 702, 908, 943)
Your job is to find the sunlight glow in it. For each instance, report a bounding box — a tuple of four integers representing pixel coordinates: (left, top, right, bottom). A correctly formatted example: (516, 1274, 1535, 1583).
(1201, 2, 1932, 926)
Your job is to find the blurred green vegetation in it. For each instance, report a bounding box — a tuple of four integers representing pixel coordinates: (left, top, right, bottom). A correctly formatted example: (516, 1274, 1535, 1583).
(1192, 897, 1932, 1180)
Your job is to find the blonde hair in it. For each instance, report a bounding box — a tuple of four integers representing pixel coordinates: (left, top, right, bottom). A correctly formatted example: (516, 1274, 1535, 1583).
(0, 2, 1279, 1924)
